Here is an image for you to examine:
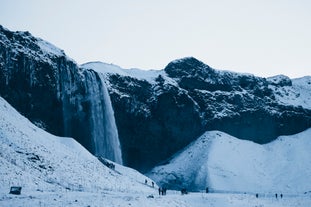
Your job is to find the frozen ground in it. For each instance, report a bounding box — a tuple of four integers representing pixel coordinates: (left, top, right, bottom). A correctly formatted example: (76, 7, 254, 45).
(1, 189, 311, 207)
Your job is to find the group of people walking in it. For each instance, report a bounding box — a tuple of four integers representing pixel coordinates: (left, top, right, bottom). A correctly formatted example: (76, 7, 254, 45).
(158, 187, 167, 195)
(145, 179, 167, 195)
(146, 179, 288, 200)
(145, 179, 154, 188)
(256, 193, 283, 199)
(146, 180, 288, 200)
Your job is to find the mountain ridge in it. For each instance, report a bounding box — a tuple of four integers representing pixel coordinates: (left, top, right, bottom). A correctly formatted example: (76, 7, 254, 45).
(1, 25, 310, 172)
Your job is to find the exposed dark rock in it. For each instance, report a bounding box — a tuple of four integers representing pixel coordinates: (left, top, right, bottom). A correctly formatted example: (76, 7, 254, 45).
(0, 25, 115, 156)
(108, 74, 204, 171)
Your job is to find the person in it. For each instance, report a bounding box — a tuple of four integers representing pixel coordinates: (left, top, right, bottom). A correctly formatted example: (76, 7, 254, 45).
(145, 179, 147, 185)
(152, 182, 154, 188)
(256, 193, 258, 198)
(206, 187, 209, 193)
(275, 193, 278, 199)
(158, 187, 161, 195)
(280, 194, 283, 198)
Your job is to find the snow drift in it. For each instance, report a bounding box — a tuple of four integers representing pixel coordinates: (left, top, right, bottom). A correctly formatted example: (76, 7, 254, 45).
(148, 130, 311, 193)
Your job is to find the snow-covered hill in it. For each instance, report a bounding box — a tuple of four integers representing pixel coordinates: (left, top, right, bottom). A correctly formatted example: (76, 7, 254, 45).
(0, 96, 156, 195)
(148, 130, 311, 193)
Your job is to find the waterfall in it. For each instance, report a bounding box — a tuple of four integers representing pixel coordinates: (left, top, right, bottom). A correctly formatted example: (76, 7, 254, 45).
(84, 70, 123, 164)
(98, 73, 123, 165)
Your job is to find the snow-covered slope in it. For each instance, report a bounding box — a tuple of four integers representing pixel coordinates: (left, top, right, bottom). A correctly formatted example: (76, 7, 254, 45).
(81, 61, 166, 84)
(0, 96, 156, 194)
(269, 75, 311, 109)
(148, 130, 311, 193)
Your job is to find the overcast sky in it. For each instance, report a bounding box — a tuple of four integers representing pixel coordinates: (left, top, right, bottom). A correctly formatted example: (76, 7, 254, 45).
(1, 0, 310, 78)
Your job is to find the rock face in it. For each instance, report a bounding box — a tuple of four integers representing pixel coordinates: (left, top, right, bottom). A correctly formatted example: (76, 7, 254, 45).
(0, 25, 122, 163)
(105, 71, 204, 172)
(1, 26, 310, 172)
(92, 58, 311, 172)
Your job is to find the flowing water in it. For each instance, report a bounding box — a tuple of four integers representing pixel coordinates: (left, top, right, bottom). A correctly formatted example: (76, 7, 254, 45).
(83, 70, 123, 164)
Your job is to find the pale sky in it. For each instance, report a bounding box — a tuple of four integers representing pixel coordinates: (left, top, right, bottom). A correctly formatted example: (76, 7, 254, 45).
(1, 0, 310, 78)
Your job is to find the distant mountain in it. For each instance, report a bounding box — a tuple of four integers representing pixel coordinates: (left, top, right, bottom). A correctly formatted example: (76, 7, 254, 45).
(147, 129, 311, 193)
(1, 25, 310, 173)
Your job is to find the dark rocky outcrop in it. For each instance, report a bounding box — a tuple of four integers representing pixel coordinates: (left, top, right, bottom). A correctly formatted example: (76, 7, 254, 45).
(0, 26, 69, 136)
(0, 25, 121, 159)
(105, 74, 204, 171)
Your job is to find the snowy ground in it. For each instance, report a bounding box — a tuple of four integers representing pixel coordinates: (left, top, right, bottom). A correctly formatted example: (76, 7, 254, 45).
(1, 189, 311, 207)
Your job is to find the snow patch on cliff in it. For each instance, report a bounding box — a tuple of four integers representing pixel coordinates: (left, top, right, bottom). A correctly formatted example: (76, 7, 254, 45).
(270, 76, 311, 109)
(37, 39, 65, 57)
(81, 61, 178, 86)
